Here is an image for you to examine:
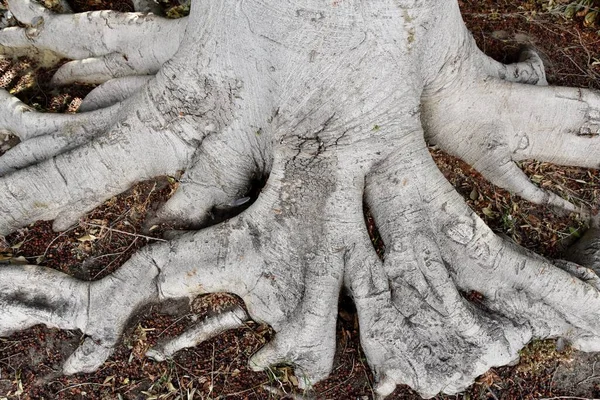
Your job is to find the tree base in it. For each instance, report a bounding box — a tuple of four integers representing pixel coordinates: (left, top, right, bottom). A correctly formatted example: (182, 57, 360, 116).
(1, 0, 600, 398)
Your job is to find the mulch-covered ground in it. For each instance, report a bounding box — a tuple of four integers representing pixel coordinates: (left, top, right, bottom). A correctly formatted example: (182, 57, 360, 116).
(1, 0, 600, 399)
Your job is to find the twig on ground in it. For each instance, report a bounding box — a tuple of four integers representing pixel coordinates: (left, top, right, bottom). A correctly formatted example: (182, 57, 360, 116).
(577, 361, 600, 385)
(82, 222, 167, 242)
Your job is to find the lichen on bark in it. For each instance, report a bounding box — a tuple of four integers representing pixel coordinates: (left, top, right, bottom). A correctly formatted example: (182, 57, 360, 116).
(1, 0, 600, 398)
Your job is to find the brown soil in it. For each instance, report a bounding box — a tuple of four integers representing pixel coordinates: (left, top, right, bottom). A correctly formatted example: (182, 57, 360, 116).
(1, 0, 600, 399)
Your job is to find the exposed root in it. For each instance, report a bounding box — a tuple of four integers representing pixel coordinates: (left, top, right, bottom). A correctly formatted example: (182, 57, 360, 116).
(0, 145, 363, 381)
(0, 55, 254, 233)
(349, 257, 525, 398)
(0, 179, 351, 378)
(506, 85, 600, 165)
(356, 145, 600, 397)
(249, 313, 338, 388)
(5, 0, 52, 27)
(425, 75, 600, 168)
(52, 54, 153, 86)
(0, 264, 89, 336)
(0, 86, 198, 234)
(153, 154, 367, 386)
(2, 227, 234, 375)
(351, 149, 525, 397)
(80, 75, 153, 111)
(0, 250, 163, 374)
(1, 0, 185, 82)
(0, 88, 120, 141)
(146, 306, 248, 362)
(62, 338, 114, 375)
(480, 45, 548, 85)
(0, 119, 116, 176)
(552, 259, 600, 291)
(1, 0, 600, 398)
(422, 73, 600, 214)
(413, 153, 600, 348)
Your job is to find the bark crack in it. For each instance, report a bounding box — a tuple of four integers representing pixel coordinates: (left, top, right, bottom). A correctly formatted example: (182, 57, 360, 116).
(287, 113, 335, 168)
(53, 157, 69, 188)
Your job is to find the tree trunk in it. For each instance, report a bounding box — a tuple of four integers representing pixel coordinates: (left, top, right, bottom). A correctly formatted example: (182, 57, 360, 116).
(1, 0, 600, 398)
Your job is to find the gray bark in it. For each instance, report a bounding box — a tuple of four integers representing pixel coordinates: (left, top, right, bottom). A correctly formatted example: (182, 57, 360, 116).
(1, 0, 600, 398)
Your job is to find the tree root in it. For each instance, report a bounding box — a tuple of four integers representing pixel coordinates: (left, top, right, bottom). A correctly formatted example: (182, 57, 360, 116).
(479, 45, 548, 85)
(147, 124, 270, 230)
(2, 0, 600, 398)
(79, 75, 153, 111)
(0, 136, 372, 385)
(0, 178, 348, 383)
(11, 142, 600, 397)
(0, 105, 121, 176)
(0, 88, 121, 141)
(0, 264, 89, 337)
(51, 54, 149, 85)
(356, 146, 600, 397)
(146, 306, 248, 362)
(0, 84, 198, 234)
(0, 55, 256, 233)
(0, 0, 185, 83)
(422, 64, 600, 214)
(1, 250, 163, 373)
